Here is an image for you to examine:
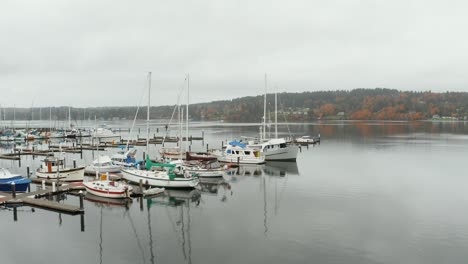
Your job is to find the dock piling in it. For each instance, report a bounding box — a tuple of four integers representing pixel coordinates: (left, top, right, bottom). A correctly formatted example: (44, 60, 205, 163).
(42, 180, 45, 190)
(206, 143, 209, 152)
(27, 166, 30, 178)
(11, 182, 16, 199)
(73, 160, 76, 168)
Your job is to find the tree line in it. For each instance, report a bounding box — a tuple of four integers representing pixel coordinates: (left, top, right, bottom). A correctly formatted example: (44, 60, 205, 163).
(1, 88, 467, 122)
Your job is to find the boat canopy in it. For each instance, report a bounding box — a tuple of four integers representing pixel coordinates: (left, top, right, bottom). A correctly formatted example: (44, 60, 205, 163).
(228, 141, 246, 148)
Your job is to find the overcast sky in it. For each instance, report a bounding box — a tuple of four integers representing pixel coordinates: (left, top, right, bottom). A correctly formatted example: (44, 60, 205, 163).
(1, 0, 467, 107)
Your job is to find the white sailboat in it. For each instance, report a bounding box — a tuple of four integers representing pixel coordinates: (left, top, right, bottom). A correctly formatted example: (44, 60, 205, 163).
(246, 75, 298, 161)
(121, 72, 199, 188)
(83, 173, 133, 199)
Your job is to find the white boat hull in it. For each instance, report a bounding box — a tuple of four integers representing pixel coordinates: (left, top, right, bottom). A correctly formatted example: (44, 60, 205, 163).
(216, 154, 265, 164)
(83, 181, 132, 199)
(262, 145, 299, 161)
(36, 167, 85, 182)
(121, 169, 199, 188)
(85, 165, 122, 174)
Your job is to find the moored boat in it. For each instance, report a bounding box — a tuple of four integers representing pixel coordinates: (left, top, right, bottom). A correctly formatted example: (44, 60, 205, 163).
(83, 174, 133, 199)
(211, 141, 265, 164)
(0, 168, 31, 192)
(121, 156, 199, 188)
(85, 155, 122, 174)
(36, 157, 85, 182)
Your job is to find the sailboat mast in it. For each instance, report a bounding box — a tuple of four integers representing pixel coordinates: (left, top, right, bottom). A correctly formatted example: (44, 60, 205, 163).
(263, 74, 267, 141)
(68, 107, 71, 129)
(146, 72, 151, 157)
(275, 92, 278, 138)
(186, 74, 189, 153)
(49, 107, 52, 134)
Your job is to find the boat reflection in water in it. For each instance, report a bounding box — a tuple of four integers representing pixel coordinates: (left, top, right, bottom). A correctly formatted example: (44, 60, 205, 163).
(84, 192, 132, 209)
(144, 188, 201, 264)
(226, 161, 299, 177)
(198, 176, 232, 202)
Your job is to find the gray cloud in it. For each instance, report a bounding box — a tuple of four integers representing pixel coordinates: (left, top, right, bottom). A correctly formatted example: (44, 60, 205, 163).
(0, 0, 467, 107)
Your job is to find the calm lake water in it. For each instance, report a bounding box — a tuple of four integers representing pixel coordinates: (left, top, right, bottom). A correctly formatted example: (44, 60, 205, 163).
(1, 121, 468, 264)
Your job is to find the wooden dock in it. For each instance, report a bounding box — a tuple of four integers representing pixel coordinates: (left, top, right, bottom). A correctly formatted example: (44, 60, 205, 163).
(0, 182, 85, 215)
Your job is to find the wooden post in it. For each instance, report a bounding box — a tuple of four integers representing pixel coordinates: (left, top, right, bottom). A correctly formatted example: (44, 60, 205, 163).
(143, 152, 146, 161)
(139, 196, 143, 211)
(27, 166, 30, 178)
(145, 180, 149, 189)
(73, 159, 77, 168)
(237, 156, 240, 165)
(11, 182, 16, 199)
(32, 146, 35, 160)
(52, 182, 56, 192)
(206, 143, 209, 152)
(189, 145, 191, 152)
(139, 179, 143, 195)
(221, 141, 224, 149)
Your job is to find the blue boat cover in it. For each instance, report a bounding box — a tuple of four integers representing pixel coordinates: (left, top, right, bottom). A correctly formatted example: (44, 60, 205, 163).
(228, 141, 246, 148)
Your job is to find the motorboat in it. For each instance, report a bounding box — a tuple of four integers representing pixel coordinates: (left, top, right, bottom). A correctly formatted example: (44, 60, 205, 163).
(36, 157, 85, 181)
(211, 141, 265, 164)
(85, 155, 122, 174)
(0, 168, 31, 192)
(247, 137, 299, 161)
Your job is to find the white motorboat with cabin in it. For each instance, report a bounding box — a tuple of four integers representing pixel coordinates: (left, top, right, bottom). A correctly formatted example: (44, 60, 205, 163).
(246, 137, 299, 161)
(85, 155, 122, 174)
(36, 157, 85, 181)
(212, 141, 265, 164)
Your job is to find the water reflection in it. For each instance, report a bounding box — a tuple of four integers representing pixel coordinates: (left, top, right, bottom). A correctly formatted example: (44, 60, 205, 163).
(226, 162, 299, 177)
(145, 189, 201, 264)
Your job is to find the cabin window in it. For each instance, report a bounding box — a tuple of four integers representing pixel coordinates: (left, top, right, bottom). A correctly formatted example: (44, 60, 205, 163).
(280, 143, 287, 148)
(244, 151, 250, 155)
(235, 151, 240, 155)
(227, 149, 232, 154)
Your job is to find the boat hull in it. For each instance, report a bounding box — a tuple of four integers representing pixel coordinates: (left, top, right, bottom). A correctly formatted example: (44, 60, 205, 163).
(84, 165, 122, 174)
(0, 177, 31, 192)
(36, 167, 85, 182)
(263, 145, 299, 161)
(121, 169, 199, 188)
(83, 181, 132, 199)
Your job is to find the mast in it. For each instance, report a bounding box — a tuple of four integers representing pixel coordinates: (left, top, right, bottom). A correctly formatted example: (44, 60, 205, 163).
(275, 92, 278, 138)
(49, 107, 52, 135)
(263, 74, 267, 141)
(146, 72, 151, 157)
(186, 74, 189, 153)
(68, 107, 71, 129)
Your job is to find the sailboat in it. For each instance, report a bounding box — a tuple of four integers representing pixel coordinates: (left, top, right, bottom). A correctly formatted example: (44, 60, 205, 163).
(83, 173, 133, 199)
(121, 72, 199, 188)
(245, 75, 298, 161)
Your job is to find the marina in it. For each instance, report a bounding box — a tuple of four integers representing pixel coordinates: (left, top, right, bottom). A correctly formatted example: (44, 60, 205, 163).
(1, 121, 468, 264)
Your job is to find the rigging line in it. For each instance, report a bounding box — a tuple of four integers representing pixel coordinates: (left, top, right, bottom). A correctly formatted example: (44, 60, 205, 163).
(162, 79, 187, 145)
(126, 78, 148, 149)
(278, 97, 292, 138)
